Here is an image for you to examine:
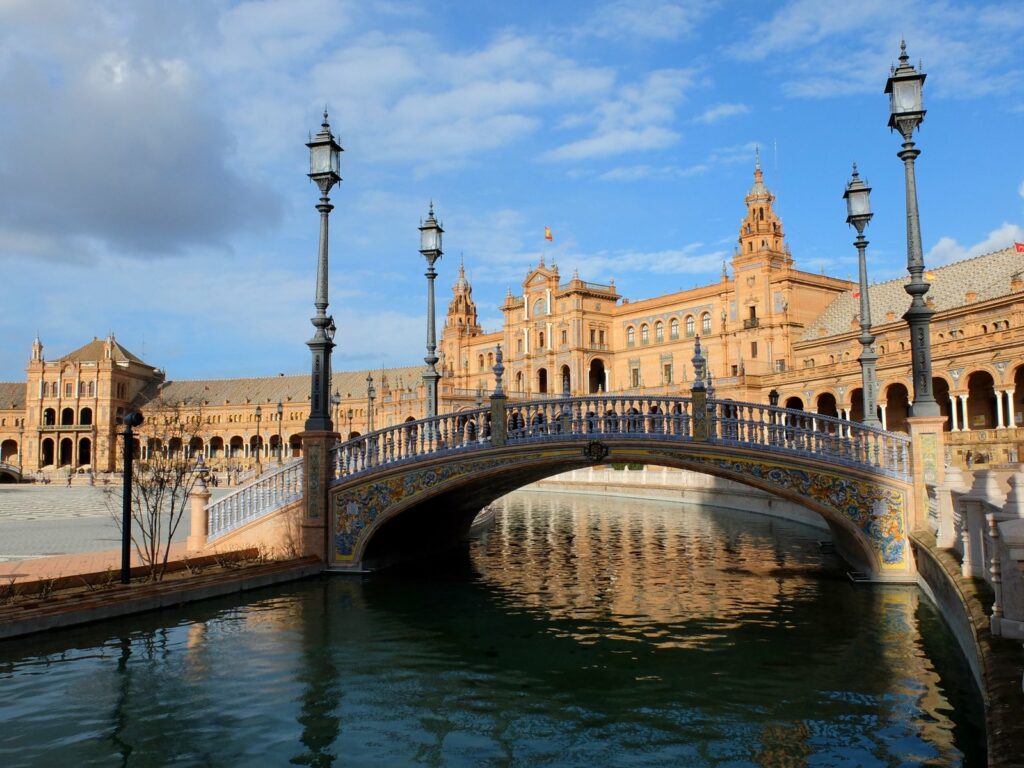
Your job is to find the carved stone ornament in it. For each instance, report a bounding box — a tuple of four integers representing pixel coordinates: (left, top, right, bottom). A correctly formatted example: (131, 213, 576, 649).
(583, 441, 609, 462)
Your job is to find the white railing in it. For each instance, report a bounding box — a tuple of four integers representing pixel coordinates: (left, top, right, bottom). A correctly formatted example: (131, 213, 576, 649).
(328, 396, 912, 484)
(207, 458, 304, 540)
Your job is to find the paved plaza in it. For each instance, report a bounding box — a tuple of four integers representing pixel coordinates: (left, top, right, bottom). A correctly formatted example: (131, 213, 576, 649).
(0, 485, 229, 562)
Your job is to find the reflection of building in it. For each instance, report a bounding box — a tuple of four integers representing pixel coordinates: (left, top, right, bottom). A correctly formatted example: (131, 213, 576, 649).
(2, 161, 1022, 476)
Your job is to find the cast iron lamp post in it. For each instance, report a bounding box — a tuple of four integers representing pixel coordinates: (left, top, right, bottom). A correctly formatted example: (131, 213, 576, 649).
(845, 164, 881, 428)
(305, 111, 343, 431)
(367, 374, 376, 432)
(120, 411, 143, 584)
(276, 402, 283, 465)
(419, 205, 443, 424)
(886, 41, 939, 417)
(254, 405, 263, 475)
(331, 390, 342, 437)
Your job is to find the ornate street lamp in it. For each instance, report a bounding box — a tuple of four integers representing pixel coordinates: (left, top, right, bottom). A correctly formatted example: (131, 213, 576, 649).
(276, 401, 283, 465)
(419, 204, 443, 423)
(845, 163, 881, 428)
(768, 388, 780, 407)
(331, 390, 342, 437)
(254, 405, 263, 475)
(886, 41, 939, 417)
(305, 111, 343, 431)
(366, 373, 376, 433)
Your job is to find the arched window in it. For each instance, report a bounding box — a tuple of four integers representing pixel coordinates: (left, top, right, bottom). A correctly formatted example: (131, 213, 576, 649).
(533, 298, 545, 317)
(640, 324, 649, 344)
(685, 316, 695, 337)
(701, 313, 711, 334)
(655, 321, 664, 342)
(538, 331, 545, 348)
(670, 318, 679, 340)
(478, 355, 485, 371)
(627, 327, 636, 345)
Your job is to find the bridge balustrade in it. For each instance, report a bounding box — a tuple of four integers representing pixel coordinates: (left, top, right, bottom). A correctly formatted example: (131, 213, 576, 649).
(206, 458, 304, 540)
(328, 396, 911, 484)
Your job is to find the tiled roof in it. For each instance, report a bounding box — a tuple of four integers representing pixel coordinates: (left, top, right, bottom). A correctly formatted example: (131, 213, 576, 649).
(151, 365, 423, 407)
(62, 336, 151, 367)
(800, 246, 1023, 340)
(0, 382, 25, 410)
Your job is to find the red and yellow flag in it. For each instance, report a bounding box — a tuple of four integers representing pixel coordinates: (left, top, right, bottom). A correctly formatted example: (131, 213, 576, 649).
(544, 226, 553, 242)
(924, 271, 936, 281)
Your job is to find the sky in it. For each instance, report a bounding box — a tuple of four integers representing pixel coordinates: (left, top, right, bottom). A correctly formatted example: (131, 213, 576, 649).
(1, 0, 1022, 382)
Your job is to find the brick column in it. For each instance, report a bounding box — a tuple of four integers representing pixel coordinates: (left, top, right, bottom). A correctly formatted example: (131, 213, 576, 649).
(299, 430, 337, 563)
(906, 415, 947, 532)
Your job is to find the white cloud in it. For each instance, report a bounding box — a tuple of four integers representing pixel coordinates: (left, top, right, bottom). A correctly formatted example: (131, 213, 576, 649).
(693, 102, 749, 124)
(728, 0, 1024, 100)
(545, 68, 697, 161)
(580, 0, 715, 40)
(1019, 180, 1024, 199)
(926, 222, 1024, 265)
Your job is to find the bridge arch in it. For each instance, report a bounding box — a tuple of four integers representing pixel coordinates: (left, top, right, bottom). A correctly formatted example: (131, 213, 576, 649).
(335, 442, 905, 578)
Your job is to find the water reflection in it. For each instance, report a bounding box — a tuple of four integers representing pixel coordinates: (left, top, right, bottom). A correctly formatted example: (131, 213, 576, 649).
(0, 491, 984, 767)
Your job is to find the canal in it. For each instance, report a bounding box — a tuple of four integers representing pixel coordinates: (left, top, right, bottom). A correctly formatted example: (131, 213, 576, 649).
(0, 491, 986, 766)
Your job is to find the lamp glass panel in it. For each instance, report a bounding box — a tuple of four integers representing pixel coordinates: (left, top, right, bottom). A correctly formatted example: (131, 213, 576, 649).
(421, 227, 441, 252)
(310, 142, 334, 175)
(847, 188, 870, 218)
(892, 79, 921, 114)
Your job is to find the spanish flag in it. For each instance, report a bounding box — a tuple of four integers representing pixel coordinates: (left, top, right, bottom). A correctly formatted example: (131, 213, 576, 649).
(925, 271, 936, 281)
(1015, 242, 1024, 253)
(544, 226, 553, 242)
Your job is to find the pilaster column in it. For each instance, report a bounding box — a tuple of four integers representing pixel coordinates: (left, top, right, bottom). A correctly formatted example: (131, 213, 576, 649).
(300, 430, 337, 563)
(949, 394, 959, 431)
(958, 394, 969, 429)
(1008, 388, 1017, 428)
(996, 390, 1005, 429)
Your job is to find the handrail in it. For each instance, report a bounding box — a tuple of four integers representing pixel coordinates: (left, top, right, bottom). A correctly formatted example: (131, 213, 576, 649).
(328, 395, 912, 484)
(207, 458, 304, 539)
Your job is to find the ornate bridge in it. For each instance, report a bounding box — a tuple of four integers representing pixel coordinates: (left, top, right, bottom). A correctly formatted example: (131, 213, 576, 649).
(0, 462, 21, 483)
(207, 389, 922, 580)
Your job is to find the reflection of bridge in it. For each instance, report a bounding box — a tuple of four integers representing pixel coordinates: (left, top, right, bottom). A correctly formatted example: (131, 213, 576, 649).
(203, 391, 925, 580)
(0, 462, 21, 483)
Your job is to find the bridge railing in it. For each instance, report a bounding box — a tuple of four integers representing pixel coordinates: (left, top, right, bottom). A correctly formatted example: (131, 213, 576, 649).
(328, 395, 911, 483)
(707, 400, 910, 477)
(331, 407, 492, 479)
(207, 458, 304, 540)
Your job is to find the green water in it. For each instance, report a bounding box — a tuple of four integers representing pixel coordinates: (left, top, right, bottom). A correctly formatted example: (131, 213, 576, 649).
(0, 492, 985, 766)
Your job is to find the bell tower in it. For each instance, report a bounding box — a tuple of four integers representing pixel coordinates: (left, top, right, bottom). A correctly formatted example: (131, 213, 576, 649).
(735, 151, 791, 270)
(445, 259, 481, 337)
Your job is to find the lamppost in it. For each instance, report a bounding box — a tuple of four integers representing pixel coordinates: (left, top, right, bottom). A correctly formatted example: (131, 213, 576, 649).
(276, 402, 283, 465)
(886, 40, 939, 417)
(366, 374, 376, 433)
(305, 111, 343, 432)
(254, 405, 262, 475)
(120, 411, 143, 585)
(768, 388, 780, 408)
(845, 164, 881, 428)
(331, 390, 341, 438)
(419, 204, 443, 423)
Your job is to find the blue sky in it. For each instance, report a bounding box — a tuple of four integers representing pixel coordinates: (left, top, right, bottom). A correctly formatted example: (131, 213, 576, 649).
(1, 0, 1022, 381)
